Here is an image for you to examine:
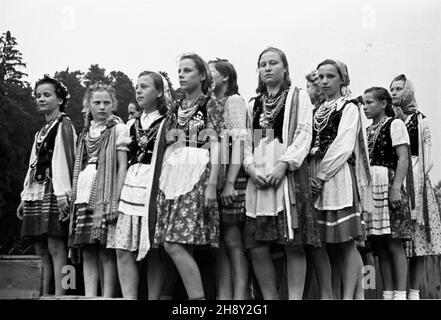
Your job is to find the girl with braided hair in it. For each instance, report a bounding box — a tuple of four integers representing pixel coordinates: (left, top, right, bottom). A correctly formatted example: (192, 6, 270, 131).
(69, 83, 130, 297)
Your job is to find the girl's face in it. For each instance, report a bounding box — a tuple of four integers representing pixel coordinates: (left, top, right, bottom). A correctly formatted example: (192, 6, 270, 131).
(128, 103, 140, 119)
(306, 81, 316, 100)
(178, 58, 205, 94)
(363, 92, 385, 120)
(209, 64, 226, 91)
(35, 83, 62, 114)
(317, 64, 343, 99)
(135, 75, 161, 111)
(89, 90, 113, 122)
(390, 80, 406, 106)
(258, 51, 286, 89)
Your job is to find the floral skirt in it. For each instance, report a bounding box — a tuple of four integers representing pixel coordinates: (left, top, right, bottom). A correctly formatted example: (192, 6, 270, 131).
(153, 165, 219, 248)
(68, 203, 116, 247)
(21, 181, 67, 239)
(365, 166, 413, 239)
(107, 213, 143, 252)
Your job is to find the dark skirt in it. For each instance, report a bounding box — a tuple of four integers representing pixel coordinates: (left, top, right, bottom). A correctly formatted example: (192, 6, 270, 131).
(243, 212, 304, 250)
(219, 168, 247, 223)
(153, 165, 219, 248)
(21, 181, 67, 239)
(68, 203, 114, 247)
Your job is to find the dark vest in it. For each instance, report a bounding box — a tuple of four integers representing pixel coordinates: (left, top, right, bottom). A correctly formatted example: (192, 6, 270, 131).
(128, 116, 165, 166)
(405, 113, 419, 156)
(252, 94, 287, 143)
(33, 114, 66, 182)
(369, 118, 398, 169)
(311, 103, 348, 157)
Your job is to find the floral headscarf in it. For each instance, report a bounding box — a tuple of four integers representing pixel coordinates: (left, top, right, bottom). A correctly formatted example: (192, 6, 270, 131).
(390, 74, 418, 119)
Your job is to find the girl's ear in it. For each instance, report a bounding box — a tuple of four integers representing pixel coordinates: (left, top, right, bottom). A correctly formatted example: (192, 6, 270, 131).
(58, 98, 63, 106)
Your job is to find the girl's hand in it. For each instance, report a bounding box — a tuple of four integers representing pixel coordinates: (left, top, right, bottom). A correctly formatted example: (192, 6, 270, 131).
(17, 200, 24, 220)
(205, 184, 217, 208)
(389, 187, 402, 209)
(57, 197, 70, 222)
(248, 166, 268, 189)
(310, 177, 324, 196)
(266, 162, 288, 188)
(221, 182, 236, 206)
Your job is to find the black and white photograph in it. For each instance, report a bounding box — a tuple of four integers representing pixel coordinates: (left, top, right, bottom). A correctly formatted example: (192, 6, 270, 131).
(1, 0, 441, 310)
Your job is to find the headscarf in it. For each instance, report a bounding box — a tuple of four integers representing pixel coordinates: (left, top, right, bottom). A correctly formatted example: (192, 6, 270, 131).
(390, 74, 418, 119)
(317, 59, 352, 97)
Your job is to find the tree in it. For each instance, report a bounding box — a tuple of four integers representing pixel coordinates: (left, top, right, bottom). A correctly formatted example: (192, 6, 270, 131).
(0, 31, 28, 84)
(0, 31, 37, 253)
(84, 64, 110, 85)
(54, 68, 85, 133)
(108, 70, 135, 122)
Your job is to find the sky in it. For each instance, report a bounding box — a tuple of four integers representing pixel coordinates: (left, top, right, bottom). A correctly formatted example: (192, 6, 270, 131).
(1, 0, 441, 182)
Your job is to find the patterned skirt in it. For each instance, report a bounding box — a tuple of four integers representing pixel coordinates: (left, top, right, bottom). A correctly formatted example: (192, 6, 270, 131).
(153, 165, 219, 248)
(365, 166, 413, 239)
(404, 173, 441, 257)
(21, 181, 67, 239)
(314, 162, 366, 244)
(219, 167, 247, 223)
(68, 203, 116, 247)
(107, 213, 143, 252)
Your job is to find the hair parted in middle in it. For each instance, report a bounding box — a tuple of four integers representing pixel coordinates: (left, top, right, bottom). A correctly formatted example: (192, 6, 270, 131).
(256, 47, 291, 94)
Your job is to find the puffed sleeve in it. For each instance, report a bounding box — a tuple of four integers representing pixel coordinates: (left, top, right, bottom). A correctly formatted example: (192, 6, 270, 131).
(115, 122, 131, 151)
(52, 119, 77, 199)
(317, 102, 359, 181)
(278, 90, 313, 171)
(390, 119, 410, 147)
(225, 94, 248, 141)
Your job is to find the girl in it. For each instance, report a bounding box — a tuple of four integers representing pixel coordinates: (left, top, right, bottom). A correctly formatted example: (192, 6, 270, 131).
(17, 75, 76, 296)
(153, 53, 223, 300)
(390, 74, 441, 300)
(243, 47, 321, 300)
(310, 59, 372, 299)
(69, 83, 130, 297)
(208, 58, 249, 300)
(363, 87, 412, 300)
(108, 71, 169, 299)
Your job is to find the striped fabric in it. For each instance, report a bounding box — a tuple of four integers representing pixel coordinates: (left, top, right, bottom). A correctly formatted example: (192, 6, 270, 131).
(219, 169, 247, 223)
(21, 189, 67, 238)
(69, 203, 110, 246)
(365, 166, 391, 236)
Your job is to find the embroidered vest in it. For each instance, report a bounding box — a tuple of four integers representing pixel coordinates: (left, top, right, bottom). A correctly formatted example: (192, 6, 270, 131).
(370, 118, 398, 169)
(405, 113, 419, 156)
(252, 95, 286, 143)
(33, 114, 66, 182)
(312, 103, 347, 157)
(128, 116, 165, 165)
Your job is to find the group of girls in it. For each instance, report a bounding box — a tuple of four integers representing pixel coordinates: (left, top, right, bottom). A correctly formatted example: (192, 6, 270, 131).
(17, 47, 441, 300)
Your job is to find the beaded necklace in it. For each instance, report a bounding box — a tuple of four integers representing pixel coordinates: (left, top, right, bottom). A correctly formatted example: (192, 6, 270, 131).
(177, 95, 205, 127)
(313, 98, 340, 133)
(260, 89, 288, 129)
(367, 116, 390, 156)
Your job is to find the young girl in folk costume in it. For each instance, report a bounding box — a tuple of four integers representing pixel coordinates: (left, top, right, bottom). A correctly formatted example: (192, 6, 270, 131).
(17, 75, 76, 296)
(153, 53, 223, 300)
(363, 87, 412, 300)
(243, 47, 321, 300)
(303, 70, 334, 300)
(310, 59, 372, 300)
(208, 59, 249, 300)
(69, 83, 130, 297)
(107, 71, 170, 299)
(390, 74, 441, 300)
